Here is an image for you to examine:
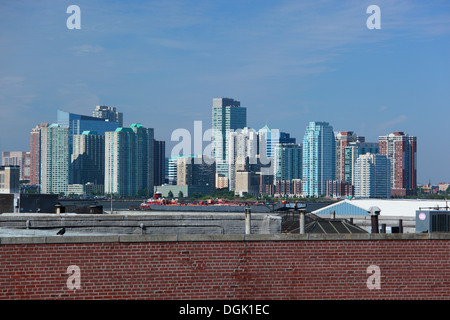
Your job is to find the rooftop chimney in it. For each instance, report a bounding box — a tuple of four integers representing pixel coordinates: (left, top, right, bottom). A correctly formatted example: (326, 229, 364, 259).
(369, 206, 381, 233)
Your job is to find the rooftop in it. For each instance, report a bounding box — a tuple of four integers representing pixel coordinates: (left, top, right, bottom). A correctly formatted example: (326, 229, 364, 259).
(81, 130, 98, 135)
(280, 212, 367, 234)
(313, 199, 450, 217)
(0, 232, 449, 246)
(114, 127, 133, 133)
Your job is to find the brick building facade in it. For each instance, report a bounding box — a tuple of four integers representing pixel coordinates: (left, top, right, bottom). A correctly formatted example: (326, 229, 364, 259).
(1, 234, 449, 300)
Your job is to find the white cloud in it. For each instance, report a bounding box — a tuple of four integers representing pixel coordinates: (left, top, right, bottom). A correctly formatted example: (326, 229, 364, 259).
(377, 114, 407, 132)
(145, 37, 193, 50)
(0, 76, 36, 108)
(72, 44, 104, 56)
(0, 76, 26, 87)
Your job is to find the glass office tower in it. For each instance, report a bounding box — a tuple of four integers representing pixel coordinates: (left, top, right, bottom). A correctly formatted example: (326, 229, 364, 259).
(302, 121, 336, 197)
(57, 109, 120, 155)
(57, 110, 120, 184)
(274, 143, 302, 182)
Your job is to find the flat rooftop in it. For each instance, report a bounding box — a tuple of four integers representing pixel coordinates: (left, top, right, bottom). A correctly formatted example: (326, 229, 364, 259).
(1, 232, 449, 245)
(0, 211, 282, 238)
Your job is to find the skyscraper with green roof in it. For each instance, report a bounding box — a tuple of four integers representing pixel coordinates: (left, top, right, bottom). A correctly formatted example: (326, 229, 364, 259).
(40, 124, 69, 195)
(105, 124, 154, 197)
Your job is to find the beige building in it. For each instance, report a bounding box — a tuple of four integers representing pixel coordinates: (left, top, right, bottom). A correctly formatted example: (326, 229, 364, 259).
(438, 183, 450, 193)
(215, 174, 229, 189)
(234, 157, 260, 197)
(1, 151, 30, 180)
(0, 166, 20, 194)
(177, 155, 215, 189)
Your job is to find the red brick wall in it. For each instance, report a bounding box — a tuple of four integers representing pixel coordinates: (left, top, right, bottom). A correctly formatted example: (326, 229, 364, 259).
(1, 239, 449, 300)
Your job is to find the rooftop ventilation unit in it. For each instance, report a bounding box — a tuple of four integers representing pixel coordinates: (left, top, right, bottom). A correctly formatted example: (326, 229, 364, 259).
(416, 209, 450, 233)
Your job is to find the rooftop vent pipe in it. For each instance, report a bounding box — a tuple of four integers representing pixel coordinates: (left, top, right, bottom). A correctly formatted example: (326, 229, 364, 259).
(245, 208, 251, 234)
(299, 209, 305, 234)
(369, 206, 381, 233)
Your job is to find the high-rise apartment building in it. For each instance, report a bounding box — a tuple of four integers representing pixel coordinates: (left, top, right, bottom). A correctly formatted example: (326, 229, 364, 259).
(71, 131, 105, 186)
(57, 110, 120, 186)
(234, 156, 261, 197)
(354, 153, 391, 198)
(40, 124, 69, 195)
(153, 140, 166, 187)
(258, 125, 296, 174)
(176, 155, 215, 189)
(273, 143, 302, 182)
(335, 131, 359, 182)
(228, 127, 259, 191)
(258, 126, 296, 157)
(1, 151, 25, 167)
(258, 125, 276, 160)
(22, 152, 31, 182)
(167, 156, 181, 185)
(92, 105, 123, 127)
(104, 124, 154, 197)
(211, 98, 246, 187)
(343, 141, 379, 184)
(1, 151, 28, 181)
(379, 132, 417, 196)
(302, 121, 336, 197)
(57, 110, 120, 156)
(0, 166, 20, 194)
(30, 123, 49, 186)
(279, 132, 296, 145)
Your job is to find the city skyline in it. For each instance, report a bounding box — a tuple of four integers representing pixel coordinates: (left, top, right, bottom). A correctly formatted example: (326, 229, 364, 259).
(1, 1, 449, 184)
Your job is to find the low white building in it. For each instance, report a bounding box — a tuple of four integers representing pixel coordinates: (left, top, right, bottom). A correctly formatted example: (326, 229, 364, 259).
(312, 199, 449, 217)
(311, 198, 450, 233)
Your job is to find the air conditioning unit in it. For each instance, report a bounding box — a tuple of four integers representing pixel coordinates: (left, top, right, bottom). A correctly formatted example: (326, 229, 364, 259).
(416, 210, 450, 233)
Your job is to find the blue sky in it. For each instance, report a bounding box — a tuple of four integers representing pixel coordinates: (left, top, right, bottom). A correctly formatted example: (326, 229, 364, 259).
(0, 0, 449, 184)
